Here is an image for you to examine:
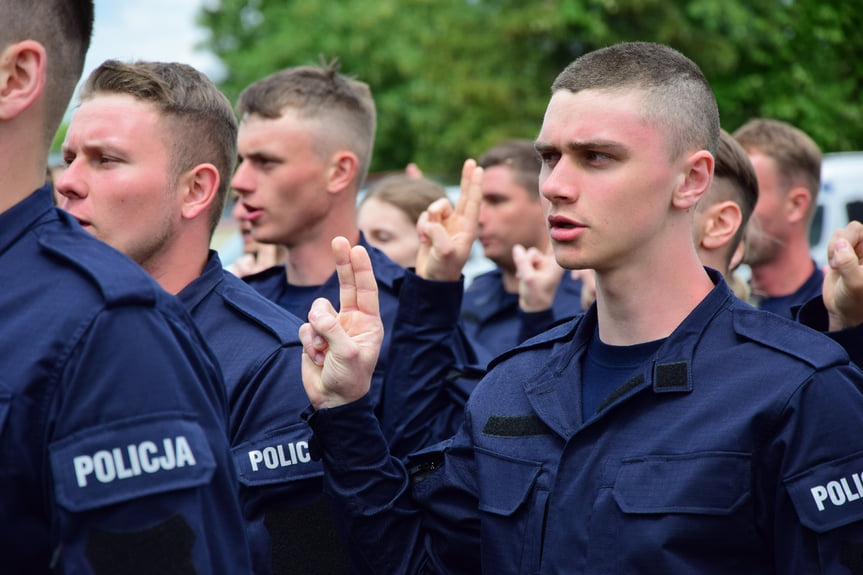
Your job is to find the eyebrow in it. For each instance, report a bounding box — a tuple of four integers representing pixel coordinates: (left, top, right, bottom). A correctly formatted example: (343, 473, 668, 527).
(535, 139, 629, 155)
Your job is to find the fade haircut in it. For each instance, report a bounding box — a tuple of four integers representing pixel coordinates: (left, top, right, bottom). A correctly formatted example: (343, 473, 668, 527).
(552, 42, 720, 161)
(0, 0, 94, 150)
(477, 139, 542, 200)
(236, 61, 377, 189)
(732, 118, 821, 221)
(79, 60, 238, 236)
(698, 129, 759, 267)
(361, 174, 447, 225)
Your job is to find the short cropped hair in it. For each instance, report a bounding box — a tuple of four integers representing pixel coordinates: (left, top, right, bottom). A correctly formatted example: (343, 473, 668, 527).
(80, 60, 238, 235)
(552, 42, 720, 161)
(700, 129, 760, 266)
(477, 139, 542, 200)
(732, 118, 821, 219)
(0, 0, 94, 149)
(236, 62, 377, 189)
(361, 175, 448, 225)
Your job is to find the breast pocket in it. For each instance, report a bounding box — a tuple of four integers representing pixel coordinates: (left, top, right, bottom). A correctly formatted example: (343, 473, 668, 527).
(475, 446, 546, 574)
(587, 451, 757, 573)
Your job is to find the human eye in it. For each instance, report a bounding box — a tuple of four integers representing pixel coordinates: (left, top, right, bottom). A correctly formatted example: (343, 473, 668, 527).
(538, 151, 560, 169)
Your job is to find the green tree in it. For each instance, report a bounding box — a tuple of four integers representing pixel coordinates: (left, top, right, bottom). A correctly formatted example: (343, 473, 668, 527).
(199, 0, 863, 178)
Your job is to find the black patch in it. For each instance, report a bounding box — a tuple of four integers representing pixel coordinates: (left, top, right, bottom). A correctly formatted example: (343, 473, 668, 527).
(482, 414, 552, 437)
(266, 497, 351, 575)
(841, 541, 863, 574)
(86, 514, 195, 575)
(654, 361, 690, 391)
(596, 374, 644, 413)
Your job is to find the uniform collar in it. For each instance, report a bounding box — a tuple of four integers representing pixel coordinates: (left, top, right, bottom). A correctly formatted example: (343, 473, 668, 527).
(177, 250, 225, 312)
(0, 185, 54, 257)
(522, 268, 732, 438)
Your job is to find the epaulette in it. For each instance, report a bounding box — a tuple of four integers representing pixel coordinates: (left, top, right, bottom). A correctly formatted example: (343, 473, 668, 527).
(37, 220, 156, 307)
(733, 305, 849, 369)
(222, 283, 303, 346)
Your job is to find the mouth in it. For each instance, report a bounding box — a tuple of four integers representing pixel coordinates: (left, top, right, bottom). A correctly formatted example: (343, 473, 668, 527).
(547, 215, 585, 242)
(548, 215, 582, 230)
(242, 203, 263, 223)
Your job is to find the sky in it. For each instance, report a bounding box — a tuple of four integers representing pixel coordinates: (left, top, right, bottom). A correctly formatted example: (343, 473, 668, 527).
(77, 1, 224, 99)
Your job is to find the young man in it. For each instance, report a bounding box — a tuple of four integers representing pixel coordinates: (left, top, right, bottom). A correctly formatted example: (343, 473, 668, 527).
(734, 118, 823, 317)
(0, 3, 250, 573)
(462, 139, 582, 362)
(57, 60, 357, 575)
(299, 42, 863, 573)
(232, 62, 404, 406)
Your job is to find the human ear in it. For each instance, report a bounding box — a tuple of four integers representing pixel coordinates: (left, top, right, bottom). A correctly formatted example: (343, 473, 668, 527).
(786, 186, 812, 224)
(700, 200, 742, 251)
(673, 150, 714, 210)
(326, 151, 358, 194)
(180, 164, 220, 221)
(0, 41, 46, 121)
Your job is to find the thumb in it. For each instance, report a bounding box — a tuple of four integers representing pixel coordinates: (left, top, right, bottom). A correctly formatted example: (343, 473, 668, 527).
(830, 239, 859, 275)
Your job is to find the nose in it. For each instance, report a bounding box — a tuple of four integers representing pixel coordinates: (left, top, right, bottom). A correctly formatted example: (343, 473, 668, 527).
(231, 161, 253, 197)
(540, 161, 576, 205)
(54, 160, 87, 203)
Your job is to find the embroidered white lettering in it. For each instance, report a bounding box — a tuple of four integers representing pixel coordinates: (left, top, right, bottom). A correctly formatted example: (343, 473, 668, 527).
(72, 436, 196, 488)
(247, 441, 312, 472)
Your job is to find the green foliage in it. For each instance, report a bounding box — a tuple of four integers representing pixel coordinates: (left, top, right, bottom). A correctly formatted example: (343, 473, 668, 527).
(198, 0, 863, 179)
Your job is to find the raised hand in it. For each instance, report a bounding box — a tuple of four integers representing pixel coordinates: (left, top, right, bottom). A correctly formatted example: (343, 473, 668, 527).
(513, 244, 566, 312)
(823, 221, 863, 330)
(415, 159, 483, 281)
(299, 237, 384, 409)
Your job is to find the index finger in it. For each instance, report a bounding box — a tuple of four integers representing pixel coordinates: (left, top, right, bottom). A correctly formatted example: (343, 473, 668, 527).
(349, 243, 380, 318)
(454, 158, 483, 224)
(332, 236, 359, 312)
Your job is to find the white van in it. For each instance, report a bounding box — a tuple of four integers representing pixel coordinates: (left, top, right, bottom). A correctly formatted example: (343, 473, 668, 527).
(809, 152, 863, 266)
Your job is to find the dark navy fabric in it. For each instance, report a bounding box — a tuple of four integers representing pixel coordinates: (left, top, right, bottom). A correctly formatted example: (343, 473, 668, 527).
(179, 251, 356, 575)
(0, 187, 250, 574)
(244, 235, 403, 409)
(307, 269, 863, 574)
(379, 270, 486, 458)
(580, 326, 665, 419)
(461, 267, 582, 364)
(755, 262, 824, 319)
(797, 295, 863, 368)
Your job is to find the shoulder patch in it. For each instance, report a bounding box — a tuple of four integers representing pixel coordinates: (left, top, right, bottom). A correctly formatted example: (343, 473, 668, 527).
(733, 306, 849, 369)
(488, 315, 581, 371)
(232, 422, 322, 486)
(38, 218, 156, 307)
(222, 282, 303, 345)
(785, 449, 863, 533)
(50, 414, 216, 512)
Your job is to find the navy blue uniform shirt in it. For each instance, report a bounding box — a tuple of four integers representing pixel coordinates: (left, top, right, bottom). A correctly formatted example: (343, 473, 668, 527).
(307, 269, 863, 574)
(244, 235, 403, 408)
(461, 267, 582, 364)
(0, 187, 250, 574)
(179, 251, 355, 575)
(755, 261, 823, 319)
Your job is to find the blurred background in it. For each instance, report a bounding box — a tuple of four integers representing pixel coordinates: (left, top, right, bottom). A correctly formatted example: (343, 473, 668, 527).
(54, 0, 863, 273)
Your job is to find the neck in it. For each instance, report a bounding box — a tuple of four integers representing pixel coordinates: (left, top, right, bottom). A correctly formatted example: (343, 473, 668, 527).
(501, 265, 519, 293)
(143, 230, 211, 295)
(749, 236, 814, 298)
(284, 228, 362, 287)
(0, 126, 47, 214)
(594, 248, 713, 346)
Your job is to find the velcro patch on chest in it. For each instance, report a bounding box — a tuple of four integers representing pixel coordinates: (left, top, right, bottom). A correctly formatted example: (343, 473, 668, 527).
(232, 422, 323, 486)
(50, 414, 216, 512)
(786, 450, 863, 533)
